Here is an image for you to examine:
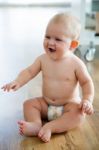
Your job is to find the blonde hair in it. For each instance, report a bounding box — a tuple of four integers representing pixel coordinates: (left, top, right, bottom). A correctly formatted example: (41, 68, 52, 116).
(48, 13, 81, 40)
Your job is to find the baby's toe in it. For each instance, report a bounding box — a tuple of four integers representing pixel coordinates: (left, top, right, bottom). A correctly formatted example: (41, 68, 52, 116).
(19, 128, 23, 135)
(18, 120, 25, 126)
(38, 129, 44, 138)
(41, 134, 50, 142)
(38, 129, 51, 142)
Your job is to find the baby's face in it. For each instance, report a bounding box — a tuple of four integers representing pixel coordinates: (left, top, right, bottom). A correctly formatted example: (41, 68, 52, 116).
(43, 22, 72, 60)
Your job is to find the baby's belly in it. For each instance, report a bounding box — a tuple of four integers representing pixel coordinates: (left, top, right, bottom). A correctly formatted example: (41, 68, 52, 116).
(42, 82, 80, 106)
(44, 96, 81, 106)
(44, 96, 68, 106)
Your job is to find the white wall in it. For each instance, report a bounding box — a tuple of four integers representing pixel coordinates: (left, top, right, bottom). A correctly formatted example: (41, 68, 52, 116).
(0, 0, 71, 4)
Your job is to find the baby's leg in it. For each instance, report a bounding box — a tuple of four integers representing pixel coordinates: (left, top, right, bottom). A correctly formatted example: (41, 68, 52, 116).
(38, 102, 84, 142)
(18, 97, 48, 136)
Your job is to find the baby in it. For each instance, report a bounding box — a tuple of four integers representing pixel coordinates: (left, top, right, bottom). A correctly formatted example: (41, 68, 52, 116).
(2, 13, 94, 142)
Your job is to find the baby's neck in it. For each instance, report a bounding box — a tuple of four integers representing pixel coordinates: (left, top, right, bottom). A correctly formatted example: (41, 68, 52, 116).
(57, 51, 73, 61)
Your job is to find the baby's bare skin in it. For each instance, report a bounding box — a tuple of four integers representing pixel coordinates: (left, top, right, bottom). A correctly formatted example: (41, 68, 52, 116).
(15, 52, 93, 142)
(41, 53, 80, 105)
(1, 13, 94, 142)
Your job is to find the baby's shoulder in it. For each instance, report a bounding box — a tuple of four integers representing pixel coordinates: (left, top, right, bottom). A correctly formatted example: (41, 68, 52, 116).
(38, 53, 49, 62)
(72, 55, 85, 65)
(38, 53, 47, 59)
(72, 55, 87, 70)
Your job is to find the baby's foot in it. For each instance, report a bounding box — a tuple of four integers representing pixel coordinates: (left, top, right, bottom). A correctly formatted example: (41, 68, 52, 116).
(18, 120, 41, 136)
(38, 125, 52, 142)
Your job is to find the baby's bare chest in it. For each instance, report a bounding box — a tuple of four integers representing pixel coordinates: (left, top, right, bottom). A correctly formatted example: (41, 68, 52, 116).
(42, 61, 76, 81)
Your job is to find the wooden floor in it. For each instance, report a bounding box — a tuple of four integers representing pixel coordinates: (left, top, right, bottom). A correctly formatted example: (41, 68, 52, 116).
(0, 59, 99, 150)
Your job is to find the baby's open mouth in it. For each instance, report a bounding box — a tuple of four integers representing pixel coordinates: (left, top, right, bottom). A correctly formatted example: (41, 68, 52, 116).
(48, 48, 56, 52)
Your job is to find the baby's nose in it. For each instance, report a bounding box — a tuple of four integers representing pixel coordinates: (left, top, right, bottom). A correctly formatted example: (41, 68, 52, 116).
(49, 39, 55, 45)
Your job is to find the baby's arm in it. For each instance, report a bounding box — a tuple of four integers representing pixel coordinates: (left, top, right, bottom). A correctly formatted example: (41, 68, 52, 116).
(1, 56, 41, 92)
(75, 59, 94, 115)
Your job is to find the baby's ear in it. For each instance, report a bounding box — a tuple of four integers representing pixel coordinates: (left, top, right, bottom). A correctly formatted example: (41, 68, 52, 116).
(70, 40, 79, 50)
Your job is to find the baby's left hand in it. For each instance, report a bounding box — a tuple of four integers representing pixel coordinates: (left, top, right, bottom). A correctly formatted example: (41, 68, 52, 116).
(80, 100, 94, 115)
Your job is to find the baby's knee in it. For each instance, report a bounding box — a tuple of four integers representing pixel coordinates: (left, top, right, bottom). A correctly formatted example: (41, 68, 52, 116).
(23, 98, 41, 110)
(68, 104, 85, 125)
(23, 99, 31, 108)
(72, 111, 85, 128)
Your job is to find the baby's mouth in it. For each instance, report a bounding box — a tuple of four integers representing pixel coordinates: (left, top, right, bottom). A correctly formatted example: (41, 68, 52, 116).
(48, 48, 56, 52)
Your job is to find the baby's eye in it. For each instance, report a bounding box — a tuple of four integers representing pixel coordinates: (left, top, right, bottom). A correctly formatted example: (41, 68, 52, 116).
(45, 36, 50, 39)
(55, 38, 62, 41)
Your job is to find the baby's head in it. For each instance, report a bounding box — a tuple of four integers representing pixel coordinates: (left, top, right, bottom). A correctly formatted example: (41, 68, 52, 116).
(44, 13, 81, 60)
(48, 13, 81, 41)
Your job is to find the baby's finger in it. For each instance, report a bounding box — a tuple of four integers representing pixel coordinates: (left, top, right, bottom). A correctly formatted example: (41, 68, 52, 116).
(1, 86, 5, 89)
(3, 85, 8, 91)
(81, 107, 85, 114)
(6, 84, 12, 92)
(82, 103, 87, 112)
(1, 84, 12, 92)
(88, 107, 94, 115)
(86, 109, 93, 115)
(1, 85, 6, 90)
(84, 106, 91, 114)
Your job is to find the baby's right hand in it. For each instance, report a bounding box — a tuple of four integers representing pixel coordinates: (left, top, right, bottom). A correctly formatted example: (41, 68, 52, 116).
(1, 80, 20, 92)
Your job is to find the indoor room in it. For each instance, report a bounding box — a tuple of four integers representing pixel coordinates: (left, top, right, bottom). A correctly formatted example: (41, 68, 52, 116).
(0, 0, 99, 149)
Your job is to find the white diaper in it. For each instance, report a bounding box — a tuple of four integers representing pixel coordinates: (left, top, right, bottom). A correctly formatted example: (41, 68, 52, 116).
(48, 105, 64, 121)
